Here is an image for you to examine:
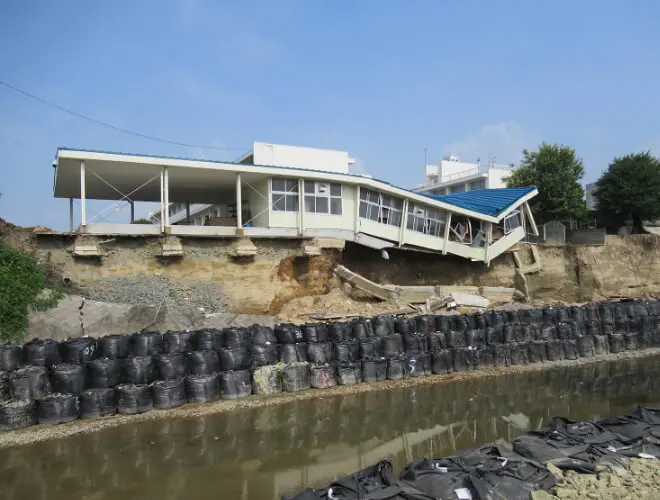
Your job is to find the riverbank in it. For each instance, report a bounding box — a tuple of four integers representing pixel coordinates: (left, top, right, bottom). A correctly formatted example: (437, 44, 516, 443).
(1, 347, 658, 450)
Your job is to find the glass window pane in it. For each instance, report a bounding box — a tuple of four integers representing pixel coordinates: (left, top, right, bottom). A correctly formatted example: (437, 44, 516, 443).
(330, 184, 342, 196)
(271, 179, 285, 192)
(407, 216, 414, 230)
(391, 211, 401, 227)
(368, 204, 378, 221)
(330, 198, 342, 215)
(360, 189, 369, 201)
(316, 197, 329, 214)
(305, 196, 315, 212)
(285, 180, 299, 192)
(304, 181, 315, 193)
(286, 195, 298, 211)
(359, 202, 368, 218)
(273, 196, 285, 211)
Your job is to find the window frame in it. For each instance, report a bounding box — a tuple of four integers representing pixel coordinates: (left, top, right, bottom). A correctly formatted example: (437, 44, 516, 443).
(270, 178, 300, 213)
(504, 210, 522, 234)
(304, 181, 342, 215)
(406, 203, 446, 237)
(358, 189, 403, 227)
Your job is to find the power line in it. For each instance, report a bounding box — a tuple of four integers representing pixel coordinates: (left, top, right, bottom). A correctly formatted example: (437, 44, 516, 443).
(0, 79, 246, 151)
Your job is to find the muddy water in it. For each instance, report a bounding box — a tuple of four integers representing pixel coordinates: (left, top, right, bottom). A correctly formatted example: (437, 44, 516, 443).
(2, 357, 660, 500)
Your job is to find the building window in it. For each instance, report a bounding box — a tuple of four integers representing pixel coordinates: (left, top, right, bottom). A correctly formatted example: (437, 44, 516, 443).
(469, 179, 486, 191)
(359, 189, 403, 227)
(304, 181, 342, 215)
(504, 210, 522, 234)
(271, 178, 299, 212)
(406, 204, 446, 237)
(450, 184, 466, 194)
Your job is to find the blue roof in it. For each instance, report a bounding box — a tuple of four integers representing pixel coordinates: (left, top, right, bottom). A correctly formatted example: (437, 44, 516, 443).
(425, 186, 537, 217)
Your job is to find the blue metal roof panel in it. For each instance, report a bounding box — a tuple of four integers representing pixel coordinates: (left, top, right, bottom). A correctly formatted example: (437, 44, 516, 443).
(425, 186, 536, 217)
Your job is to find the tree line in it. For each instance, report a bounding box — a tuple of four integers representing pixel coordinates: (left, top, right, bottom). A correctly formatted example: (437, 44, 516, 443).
(505, 143, 660, 233)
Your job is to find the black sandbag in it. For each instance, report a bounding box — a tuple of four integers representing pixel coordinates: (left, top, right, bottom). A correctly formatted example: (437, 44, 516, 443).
(485, 326, 502, 345)
(509, 343, 529, 365)
(87, 358, 121, 388)
(427, 332, 446, 352)
(407, 354, 428, 378)
(23, 338, 61, 367)
(359, 339, 378, 359)
(434, 315, 451, 333)
(614, 317, 628, 335)
(252, 365, 282, 395)
(281, 363, 310, 392)
(372, 316, 393, 337)
(383, 334, 403, 357)
(465, 314, 477, 330)
(310, 364, 336, 389)
(584, 321, 601, 336)
(555, 307, 569, 323)
(593, 335, 610, 355)
(584, 304, 600, 323)
(473, 313, 487, 331)
(334, 343, 351, 362)
(323, 340, 336, 362)
(431, 350, 453, 374)
(326, 322, 345, 342)
(351, 320, 368, 340)
(521, 308, 543, 325)
(393, 317, 414, 335)
(307, 343, 327, 364)
(502, 324, 517, 343)
(359, 318, 374, 337)
(185, 350, 220, 375)
(336, 362, 361, 385)
(542, 307, 557, 325)
(451, 348, 470, 372)
(278, 343, 308, 363)
(217, 347, 250, 371)
(446, 330, 465, 349)
(562, 339, 579, 360)
(151, 378, 186, 409)
(477, 346, 494, 369)
(639, 316, 654, 348)
(153, 352, 186, 380)
(10, 365, 50, 400)
(577, 336, 595, 358)
(546, 339, 564, 361)
(464, 329, 485, 348)
(518, 324, 535, 344)
(601, 321, 615, 336)
(622, 332, 638, 351)
(599, 303, 614, 324)
(185, 373, 220, 403)
(0, 344, 21, 371)
(250, 343, 278, 367)
(249, 324, 276, 345)
(451, 315, 468, 333)
(302, 323, 320, 343)
(37, 393, 79, 425)
(99, 334, 131, 359)
(60, 336, 98, 363)
(415, 315, 436, 334)
(220, 370, 251, 399)
(505, 309, 520, 325)
(487, 310, 505, 327)
(609, 333, 624, 353)
(131, 331, 162, 356)
(193, 329, 215, 351)
(0, 371, 10, 402)
(493, 344, 511, 366)
(122, 355, 156, 384)
(161, 331, 194, 354)
(275, 323, 303, 344)
(361, 358, 387, 382)
(555, 322, 570, 340)
(569, 305, 585, 325)
(223, 327, 251, 349)
(403, 334, 424, 354)
(387, 357, 408, 380)
(79, 388, 116, 418)
(0, 399, 37, 431)
(115, 384, 153, 415)
(49, 363, 84, 394)
(539, 324, 556, 341)
(527, 340, 547, 363)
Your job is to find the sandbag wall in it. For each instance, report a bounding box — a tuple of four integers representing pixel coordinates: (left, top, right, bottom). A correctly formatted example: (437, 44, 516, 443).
(0, 299, 659, 432)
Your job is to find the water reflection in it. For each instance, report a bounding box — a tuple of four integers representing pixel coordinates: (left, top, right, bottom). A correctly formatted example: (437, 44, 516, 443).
(1, 357, 660, 500)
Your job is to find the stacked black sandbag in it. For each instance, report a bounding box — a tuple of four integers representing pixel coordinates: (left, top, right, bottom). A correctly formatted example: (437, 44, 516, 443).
(79, 388, 116, 418)
(593, 335, 610, 356)
(577, 335, 595, 358)
(10, 365, 51, 400)
(545, 339, 564, 361)
(185, 373, 220, 403)
(219, 370, 252, 400)
(562, 339, 579, 360)
(59, 337, 98, 364)
(23, 339, 61, 367)
(193, 329, 216, 351)
(0, 344, 21, 371)
(335, 362, 361, 385)
(281, 363, 310, 392)
(528, 341, 547, 364)
(151, 378, 187, 409)
(99, 334, 131, 359)
(372, 316, 394, 337)
(275, 323, 303, 344)
(310, 364, 336, 389)
(116, 384, 153, 415)
(431, 350, 453, 374)
(153, 353, 186, 380)
(185, 350, 220, 376)
(131, 331, 162, 356)
(0, 371, 10, 403)
(0, 399, 37, 431)
(37, 393, 79, 425)
(383, 334, 404, 358)
(386, 357, 408, 380)
(217, 347, 250, 371)
(49, 363, 84, 394)
(361, 358, 386, 382)
(87, 358, 121, 388)
(278, 343, 308, 363)
(451, 347, 471, 372)
(161, 331, 194, 354)
(407, 353, 429, 378)
(122, 356, 156, 385)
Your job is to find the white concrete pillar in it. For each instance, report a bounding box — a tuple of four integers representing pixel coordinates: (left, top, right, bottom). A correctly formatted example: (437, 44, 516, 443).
(465, 182, 470, 192)
(236, 173, 242, 227)
(186, 201, 191, 224)
(298, 178, 304, 235)
(163, 167, 170, 227)
(484, 222, 493, 264)
(160, 168, 164, 232)
(354, 185, 361, 236)
(80, 161, 86, 226)
(69, 198, 74, 232)
(398, 199, 409, 246)
(442, 212, 452, 255)
(130, 200, 135, 223)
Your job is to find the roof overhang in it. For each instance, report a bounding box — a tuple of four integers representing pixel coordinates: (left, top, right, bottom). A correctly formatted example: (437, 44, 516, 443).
(53, 148, 523, 222)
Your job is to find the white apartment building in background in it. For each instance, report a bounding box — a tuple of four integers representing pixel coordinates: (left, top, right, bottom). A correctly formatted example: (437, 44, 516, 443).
(413, 155, 515, 196)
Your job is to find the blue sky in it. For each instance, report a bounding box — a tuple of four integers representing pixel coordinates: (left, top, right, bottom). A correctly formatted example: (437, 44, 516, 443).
(1, 1, 660, 230)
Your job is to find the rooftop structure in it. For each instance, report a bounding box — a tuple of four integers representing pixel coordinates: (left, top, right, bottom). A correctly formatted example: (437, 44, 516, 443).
(52, 145, 539, 264)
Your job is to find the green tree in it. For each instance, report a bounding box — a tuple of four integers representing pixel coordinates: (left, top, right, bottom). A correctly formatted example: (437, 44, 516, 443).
(505, 142, 587, 224)
(593, 152, 660, 233)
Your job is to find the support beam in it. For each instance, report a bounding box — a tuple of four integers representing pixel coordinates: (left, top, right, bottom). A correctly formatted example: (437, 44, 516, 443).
(160, 168, 164, 232)
(163, 167, 170, 227)
(69, 198, 74, 232)
(354, 185, 361, 236)
(130, 201, 135, 224)
(523, 202, 539, 236)
(398, 199, 409, 246)
(80, 161, 86, 226)
(186, 202, 191, 224)
(236, 173, 243, 227)
(442, 212, 452, 255)
(297, 178, 304, 236)
(484, 222, 493, 264)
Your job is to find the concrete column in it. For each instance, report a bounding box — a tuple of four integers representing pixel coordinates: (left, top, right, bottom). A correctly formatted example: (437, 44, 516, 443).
(484, 222, 493, 264)
(398, 199, 409, 246)
(465, 182, 470, 192)
(354, 185, 361, 236)
(69, 198, 74, 232)
(80, 161, 86, 226)
(130, 200, 135, 223)
(160, 168, 164, 232)
(163, 167, 170, 228)
(442, 212, 452, 255)
(186, 201, 191, 224)
(236, 173, 242, 227)
(298, 178, 304, 235)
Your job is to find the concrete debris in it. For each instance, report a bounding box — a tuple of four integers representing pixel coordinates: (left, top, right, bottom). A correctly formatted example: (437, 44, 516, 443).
(450, 292, 489, 308)
(334, 265, 393, 301)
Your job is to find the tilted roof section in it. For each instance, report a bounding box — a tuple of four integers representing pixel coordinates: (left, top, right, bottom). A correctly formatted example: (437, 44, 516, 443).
(426, 186, 538, 218)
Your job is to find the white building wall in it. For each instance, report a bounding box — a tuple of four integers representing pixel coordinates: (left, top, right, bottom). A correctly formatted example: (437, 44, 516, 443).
(253, 142, 350, 174)
(485, 168, 511, 189)
(439, 159, 480, 180)
(303, 184, 356, 232)
(244, 179, 270, 227)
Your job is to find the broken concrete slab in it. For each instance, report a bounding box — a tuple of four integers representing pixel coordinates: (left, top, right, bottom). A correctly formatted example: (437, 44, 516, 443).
(334, 265, 393, 301)
(451, 292, 489, 308)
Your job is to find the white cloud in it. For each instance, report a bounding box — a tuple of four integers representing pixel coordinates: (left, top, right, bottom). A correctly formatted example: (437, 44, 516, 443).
(443, 121, 538, 166)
